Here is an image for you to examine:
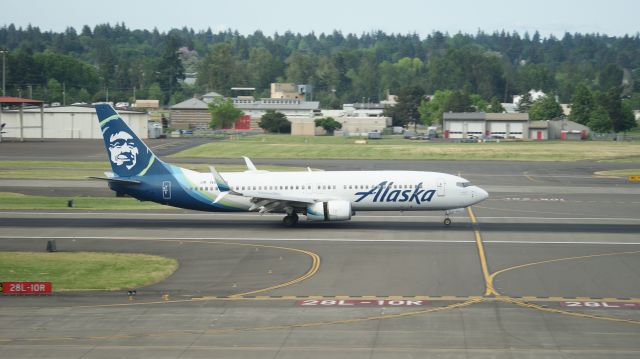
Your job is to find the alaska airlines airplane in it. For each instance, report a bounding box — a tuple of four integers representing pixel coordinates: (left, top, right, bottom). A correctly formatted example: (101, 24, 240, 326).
(93, 104, 489, 226)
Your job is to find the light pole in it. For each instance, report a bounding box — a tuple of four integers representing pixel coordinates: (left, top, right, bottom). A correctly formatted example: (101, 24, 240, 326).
(0, 49, 7, 96)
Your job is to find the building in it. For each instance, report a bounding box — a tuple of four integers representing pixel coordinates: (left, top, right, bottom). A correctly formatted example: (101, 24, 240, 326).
(443, 112, 530, 139)
(201, 92, 223, 103)
(271, 83, 305, 100)
(233, 98, 320, 131)
(169, 98, 210, 130)
(547, 119, 590, 140)
(133, 99, 160, 109)
(528, 121, 549, 140)
(1, 105, 149, 139)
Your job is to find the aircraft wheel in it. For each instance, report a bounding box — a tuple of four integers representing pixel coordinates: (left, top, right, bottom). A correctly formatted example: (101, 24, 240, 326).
(444, 218, 452, 226)
(282, 214, 299, 227)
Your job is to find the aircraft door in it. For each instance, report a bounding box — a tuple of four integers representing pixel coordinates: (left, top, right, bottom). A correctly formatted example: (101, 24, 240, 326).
(437, 179, 445, 197)
(162, 181, 172, 200)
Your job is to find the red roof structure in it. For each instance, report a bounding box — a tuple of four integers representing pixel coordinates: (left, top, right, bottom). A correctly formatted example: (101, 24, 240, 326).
(0, 96, 43, 105)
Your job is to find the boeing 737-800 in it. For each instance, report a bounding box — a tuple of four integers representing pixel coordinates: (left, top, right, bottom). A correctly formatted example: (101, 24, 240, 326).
(93, 104, 488, 226)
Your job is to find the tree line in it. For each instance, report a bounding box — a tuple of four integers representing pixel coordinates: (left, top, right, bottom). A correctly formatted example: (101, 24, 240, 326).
(1, 23, 639, 132)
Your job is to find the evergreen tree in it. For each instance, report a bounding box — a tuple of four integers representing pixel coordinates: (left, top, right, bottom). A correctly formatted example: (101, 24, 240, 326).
(569, 84, 594, 125)
(588, 106, 612, 133)
(385, 85, 425, 127)
(529, 95, 564, 121)
(517, 92, 533, 113)
(156, 34, 185, 104)
(487, 96, 505, 113)
(259, 110, 291, 133)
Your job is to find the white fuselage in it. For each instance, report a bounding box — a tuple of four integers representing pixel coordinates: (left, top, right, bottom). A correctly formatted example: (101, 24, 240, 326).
(183, 169, 488, 212)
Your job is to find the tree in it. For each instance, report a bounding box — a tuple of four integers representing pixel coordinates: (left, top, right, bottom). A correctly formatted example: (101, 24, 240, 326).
(588, 106, 612, 133)
(517, 92, 533, 113)
(259, 110, 290, 133)
(208, 98, 243, 129)
(487, 96, 505, 113)
(314, 117, 342, 135)
(529, 95, 564, 121)
(569, 84, 594, 125)
(198, 42, 244, 96)
(156, 34, 185, 104)
(444, 90, 473, 112)
(598, 64, 623, 91)
(147, 83, 163, 101)
(596, 87, 636, 132)
(417, 99, 433, 126)
(46, 78, 62, 103)
(416, 90, 453, 126)
(384, 85, 425, 128)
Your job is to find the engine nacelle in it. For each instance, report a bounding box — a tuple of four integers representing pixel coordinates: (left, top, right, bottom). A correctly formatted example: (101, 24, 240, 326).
(306, 200, 352, 221)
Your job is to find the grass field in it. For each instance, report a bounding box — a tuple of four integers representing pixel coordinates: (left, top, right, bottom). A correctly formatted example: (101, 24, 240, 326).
(0, 252, 178, 291)
(0, 192, 168, 210)
(171, 135, 640, 162)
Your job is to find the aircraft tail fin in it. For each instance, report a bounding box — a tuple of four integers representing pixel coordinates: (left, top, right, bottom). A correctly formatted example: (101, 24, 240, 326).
(95, 103, 163, 177)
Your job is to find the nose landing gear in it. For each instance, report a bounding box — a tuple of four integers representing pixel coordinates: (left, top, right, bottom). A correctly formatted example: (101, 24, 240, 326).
(444, 217, 451, 226)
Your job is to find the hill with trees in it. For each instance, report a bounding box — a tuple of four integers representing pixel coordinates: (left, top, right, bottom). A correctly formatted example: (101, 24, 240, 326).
(1, 23, 638, 131)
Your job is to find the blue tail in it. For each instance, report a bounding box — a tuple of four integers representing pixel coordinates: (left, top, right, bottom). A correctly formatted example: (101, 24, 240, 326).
(95, 103, 164, 177)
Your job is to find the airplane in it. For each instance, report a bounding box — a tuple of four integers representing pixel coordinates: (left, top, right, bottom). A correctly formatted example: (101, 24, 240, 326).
(92, 103, 489, 226)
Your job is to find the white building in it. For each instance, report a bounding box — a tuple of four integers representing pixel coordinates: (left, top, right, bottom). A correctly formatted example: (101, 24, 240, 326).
(1, 105, 149, 139)
(443, 112, 530, 139)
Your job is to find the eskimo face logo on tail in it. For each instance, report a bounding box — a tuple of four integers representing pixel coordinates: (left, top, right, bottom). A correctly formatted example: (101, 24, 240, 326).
(108, 131, 139, 169)
(354, 181, 436, 205)
(101, 124, 152, 177)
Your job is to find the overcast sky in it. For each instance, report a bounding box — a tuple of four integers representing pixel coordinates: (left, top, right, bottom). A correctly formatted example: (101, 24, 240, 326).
(2, 0, 638, 38)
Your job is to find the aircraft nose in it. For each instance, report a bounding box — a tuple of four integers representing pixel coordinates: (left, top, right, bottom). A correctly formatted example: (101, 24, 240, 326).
(476, 187, 489, 201)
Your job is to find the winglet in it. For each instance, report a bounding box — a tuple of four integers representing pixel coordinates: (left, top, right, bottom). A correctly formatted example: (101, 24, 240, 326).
(209, 165, 231, 192)
(243, 156, 257, 171)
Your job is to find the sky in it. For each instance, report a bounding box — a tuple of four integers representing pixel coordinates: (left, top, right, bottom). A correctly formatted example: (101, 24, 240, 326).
(2, 0, 639, 38)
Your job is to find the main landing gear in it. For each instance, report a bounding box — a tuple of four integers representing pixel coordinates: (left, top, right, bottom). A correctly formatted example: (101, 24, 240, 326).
(282, 213, 299, 227)
(443, 217, 452, 226)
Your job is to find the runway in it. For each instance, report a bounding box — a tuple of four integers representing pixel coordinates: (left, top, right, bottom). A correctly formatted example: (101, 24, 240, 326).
(1, 142, 640, 357)
(1, 199, 640, 357)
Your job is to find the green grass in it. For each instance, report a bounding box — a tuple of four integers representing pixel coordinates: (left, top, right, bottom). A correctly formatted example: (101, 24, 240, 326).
(171, 134, 640, 162)
(0, 161, 304, 180)
(0, 251, 178, 291)
(0, 192, 168, 210)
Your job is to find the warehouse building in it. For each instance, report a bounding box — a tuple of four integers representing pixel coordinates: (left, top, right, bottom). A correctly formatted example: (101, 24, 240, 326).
(443, 112, 530, 139)
(0, 103, 149, 139)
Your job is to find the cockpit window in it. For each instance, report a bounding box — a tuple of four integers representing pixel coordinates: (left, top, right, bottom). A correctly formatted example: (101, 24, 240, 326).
(456, 182, 473, 188)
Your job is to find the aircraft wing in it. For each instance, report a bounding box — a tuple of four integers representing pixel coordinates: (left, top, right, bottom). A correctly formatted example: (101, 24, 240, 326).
(244, 192, 334, 214)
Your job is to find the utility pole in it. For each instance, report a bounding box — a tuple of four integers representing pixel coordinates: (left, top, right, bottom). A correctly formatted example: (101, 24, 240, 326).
(62, 82, 66, 105)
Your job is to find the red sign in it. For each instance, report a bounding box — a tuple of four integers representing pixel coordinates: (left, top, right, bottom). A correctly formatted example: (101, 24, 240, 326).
(2, 282, 52, 295)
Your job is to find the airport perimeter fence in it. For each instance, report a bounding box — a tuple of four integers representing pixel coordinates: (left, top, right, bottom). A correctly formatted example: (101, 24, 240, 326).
(591, 133, 640, 141)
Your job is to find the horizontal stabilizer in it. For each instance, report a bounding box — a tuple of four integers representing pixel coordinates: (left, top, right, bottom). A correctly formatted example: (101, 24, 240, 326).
(87, 176, 141, 184)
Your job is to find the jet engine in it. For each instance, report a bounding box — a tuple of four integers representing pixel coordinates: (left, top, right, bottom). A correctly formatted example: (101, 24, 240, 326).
(306, 200, 352, 221)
